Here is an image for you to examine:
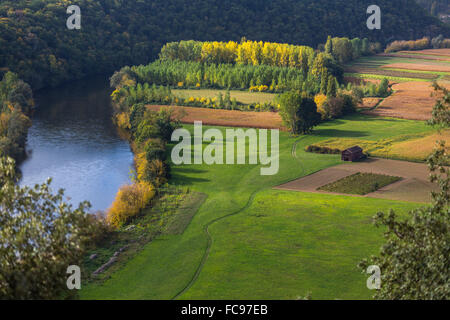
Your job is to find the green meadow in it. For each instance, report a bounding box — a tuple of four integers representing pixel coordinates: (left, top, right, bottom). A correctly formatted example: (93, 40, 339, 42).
(81, 114, 432, 300)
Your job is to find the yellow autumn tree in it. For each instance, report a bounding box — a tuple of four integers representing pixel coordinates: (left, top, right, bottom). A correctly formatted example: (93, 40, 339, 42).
(314, 94, 328, 120)
(106, 182, 155, 228)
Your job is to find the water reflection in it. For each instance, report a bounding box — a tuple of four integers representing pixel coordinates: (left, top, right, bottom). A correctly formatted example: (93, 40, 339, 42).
(19, 76, 134, 212)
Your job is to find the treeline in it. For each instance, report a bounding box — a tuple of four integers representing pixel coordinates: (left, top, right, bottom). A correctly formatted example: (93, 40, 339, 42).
(112, 58, 341, 96)
(160, 40, 317, 68)
(160, 38, 379, 69)
(0, 72, 33, 162)
(0, 0, 447, 89)
(108, 102, 180, 227)
(385, 35, 450, 53)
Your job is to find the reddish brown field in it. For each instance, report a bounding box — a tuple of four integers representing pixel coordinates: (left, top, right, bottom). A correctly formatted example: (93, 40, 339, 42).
(147, 105, 283, 129)
(382, 62, 450, 73)
(363, 81, 449, 120)
(400, 49, 450, 57)
(380, 53, 450, 61)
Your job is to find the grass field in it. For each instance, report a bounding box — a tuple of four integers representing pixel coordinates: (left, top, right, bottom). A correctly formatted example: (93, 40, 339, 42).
(344, 73, 425, 83)
(173, 89, 277, 104)
(318, 172, 401, 195)
(81, 114, 431, 300)
(307, 130, 448, 162)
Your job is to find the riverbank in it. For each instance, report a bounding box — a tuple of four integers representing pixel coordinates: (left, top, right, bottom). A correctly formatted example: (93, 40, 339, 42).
(18, 76, 134, 212)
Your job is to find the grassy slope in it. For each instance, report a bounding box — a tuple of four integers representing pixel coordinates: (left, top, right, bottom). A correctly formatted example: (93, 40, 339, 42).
(81, 114, 431, 300)
(182, 190, 419, 299)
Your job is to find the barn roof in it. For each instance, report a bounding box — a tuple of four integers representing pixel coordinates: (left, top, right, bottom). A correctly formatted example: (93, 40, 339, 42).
(343, 146, 363, 154)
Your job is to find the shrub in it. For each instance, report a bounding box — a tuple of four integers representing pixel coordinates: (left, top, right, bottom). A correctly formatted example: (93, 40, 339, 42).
(144, 138, 167, 161)
(305, 144, 341, 154)
(385, 37, 431, 53)
(326, 96, 344, 119)
(143, 159, 171, 187)
(107, 182, 155, 228)
(340, 93, 357, 115)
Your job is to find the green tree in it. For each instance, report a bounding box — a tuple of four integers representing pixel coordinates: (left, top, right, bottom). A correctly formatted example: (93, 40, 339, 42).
(377, 78, 390, 98)
(0, 157, 94, 299)
(320, 69, 328, 95)
(327, 75, 337, 97)
(279, 91, 321, 134)
(428, 82, 450, 129)
(325, 35, 333, 54)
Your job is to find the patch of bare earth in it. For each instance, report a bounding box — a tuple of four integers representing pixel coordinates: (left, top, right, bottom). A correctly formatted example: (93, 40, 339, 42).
(275, 158, 437, 203)
(363, 81, 449, 120)
(147, 105, 283, 129)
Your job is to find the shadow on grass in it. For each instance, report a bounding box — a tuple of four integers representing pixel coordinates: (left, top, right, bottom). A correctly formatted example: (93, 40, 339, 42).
(171, 167, 211, 186)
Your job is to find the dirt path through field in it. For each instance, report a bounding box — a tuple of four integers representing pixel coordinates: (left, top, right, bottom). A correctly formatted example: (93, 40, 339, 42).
(275, 158, 437, 202)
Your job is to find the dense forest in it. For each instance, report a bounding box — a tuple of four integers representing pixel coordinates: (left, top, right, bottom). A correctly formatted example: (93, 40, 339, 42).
(416, 0, 449, 18)
(0, 72, 33, 162)
(0, 0, 447, 89)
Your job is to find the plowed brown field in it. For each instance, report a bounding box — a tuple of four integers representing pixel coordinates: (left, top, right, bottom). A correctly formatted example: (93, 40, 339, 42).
(147, 105, 283, 129)
(363, 81, 449, 120)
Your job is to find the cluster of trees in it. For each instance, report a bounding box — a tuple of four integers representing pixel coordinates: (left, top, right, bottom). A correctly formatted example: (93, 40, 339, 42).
(0, 72, 33, 162)
(160, 40, 317, 68)
(323, 36, 381, 64)
(279, 89, 359, 134)
(314, 92, 358, 121)
(112, 39, 346, 100)
(0, 0, 446, 89)
(385, 35, 450, 53)
(279, 91, 321, 134)
(112, 59, 340, 96)
(108, 101, 180, 227)
(347, 78, 391, 100)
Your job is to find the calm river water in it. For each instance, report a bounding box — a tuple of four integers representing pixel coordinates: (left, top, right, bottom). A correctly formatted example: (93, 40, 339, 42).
(19, 76, 134, 212)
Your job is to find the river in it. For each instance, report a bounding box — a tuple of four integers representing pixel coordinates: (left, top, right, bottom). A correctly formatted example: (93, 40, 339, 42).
(19, 76, 134, 212)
